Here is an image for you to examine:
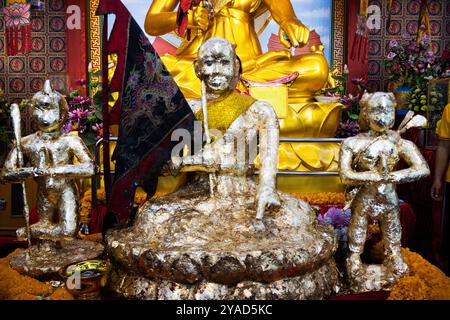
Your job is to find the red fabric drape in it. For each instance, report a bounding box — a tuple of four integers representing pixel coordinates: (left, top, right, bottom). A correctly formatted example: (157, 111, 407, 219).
(346, 0, 368, 94)
(65, 0, 88, 96)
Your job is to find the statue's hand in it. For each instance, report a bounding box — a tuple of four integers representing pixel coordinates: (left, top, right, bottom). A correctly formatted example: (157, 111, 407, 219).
(256, 187, 281, 220)
(33, 167, 50, 177)
(177, 143, 219, 172)
(201, 143, 220, 169)
(187, 5, 210, 31)
(2, 167, 48, 181)
(279, 18, 310, 48)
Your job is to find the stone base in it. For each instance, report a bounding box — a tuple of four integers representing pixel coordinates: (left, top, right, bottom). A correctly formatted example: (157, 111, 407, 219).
(10, 239, 105, 280)
(347, 263, 401, 293)
(106, 178, 340, 299)
(110, 260, 338, 300)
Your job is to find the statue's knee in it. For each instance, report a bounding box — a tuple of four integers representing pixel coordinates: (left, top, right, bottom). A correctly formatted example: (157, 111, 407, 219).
(309, 54, 329, 81)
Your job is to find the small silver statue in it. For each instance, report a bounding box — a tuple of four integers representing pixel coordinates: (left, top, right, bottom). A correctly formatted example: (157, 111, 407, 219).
(1, 80, 95, 242)
(339, 92, 430, 291)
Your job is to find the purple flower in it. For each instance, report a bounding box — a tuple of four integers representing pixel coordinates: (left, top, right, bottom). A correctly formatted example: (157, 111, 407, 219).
(408, 42, 420, 53)
(421, 35, 431, 43)
(388, 40, 398, 48)
(402, 32, 412, 40)
(340, 94, 358, 108)
(337, 120, 360, 138)
(387, 52, 397, 60)
(71, 95, 90, 105)
(69, 108, 91, 121)
(319, 207, 351, 229)
(62, 123, 73, 133)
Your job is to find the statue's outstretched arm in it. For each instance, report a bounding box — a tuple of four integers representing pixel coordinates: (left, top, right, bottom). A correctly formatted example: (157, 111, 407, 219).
(145, 0, 179, 35)
(388, 139, 430, 184)
(251, 101, 280, 219)
(48, 136, 94, 178)
(262, 0, 297, 24)
(1, 141, 35, 182)
(262, 0, 309, 48)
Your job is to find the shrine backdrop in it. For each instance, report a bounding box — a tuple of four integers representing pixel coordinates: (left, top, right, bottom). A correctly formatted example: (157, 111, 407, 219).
(0, 0, 88, 104)
(0, 0, 67, 103)
(367, 0, 450, 91)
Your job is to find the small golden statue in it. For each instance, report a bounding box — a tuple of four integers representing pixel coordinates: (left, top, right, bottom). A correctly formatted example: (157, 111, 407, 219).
(1, 80, 103, 279)
(339, 92, 430, 292)
(2, 80, 94, 241)
(106, 38, 338, 299)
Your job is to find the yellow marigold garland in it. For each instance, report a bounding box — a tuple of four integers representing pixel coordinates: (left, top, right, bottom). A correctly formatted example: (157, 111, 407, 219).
(0, 249, 74, 300)
(389, 276, 429, 300)
(290, 192, 345, 205)
(389, 248, 450, 300)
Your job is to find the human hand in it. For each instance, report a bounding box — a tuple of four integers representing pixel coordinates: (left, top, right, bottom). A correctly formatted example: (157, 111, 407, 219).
(256, 187, 281, 220)
(431, 180, 443, 201)
(279, 18, 310, 48)
(187, 5, 210, 31)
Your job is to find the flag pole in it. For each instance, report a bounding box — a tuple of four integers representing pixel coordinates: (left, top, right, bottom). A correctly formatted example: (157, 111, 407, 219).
(101, 12, 112, 201)
(201, 80, 216, 196)
(10, 104, 32, 250)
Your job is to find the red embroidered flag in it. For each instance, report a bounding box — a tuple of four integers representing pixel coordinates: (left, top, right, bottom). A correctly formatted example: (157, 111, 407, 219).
(350, 0, 369, 63)
(96, 0, 195, 228)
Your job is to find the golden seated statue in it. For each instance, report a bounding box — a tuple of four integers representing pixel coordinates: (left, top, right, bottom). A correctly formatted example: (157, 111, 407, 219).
(146, 0, 343, 193)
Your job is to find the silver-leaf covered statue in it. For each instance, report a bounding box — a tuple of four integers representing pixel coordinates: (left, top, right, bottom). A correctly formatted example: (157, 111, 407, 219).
(2, 80, 95, 241)
(106, 38, 338, 299)
(339, 91, 430, 292)
(1, 80, 103, 278)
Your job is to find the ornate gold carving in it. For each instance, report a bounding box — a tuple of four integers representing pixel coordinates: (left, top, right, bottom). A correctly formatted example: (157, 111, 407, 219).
(89, 0, 101, 84)
(333, 0, 345, 74)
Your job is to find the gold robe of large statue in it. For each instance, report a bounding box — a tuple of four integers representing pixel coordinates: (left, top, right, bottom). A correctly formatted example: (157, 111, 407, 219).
(146, 0, 343, 193)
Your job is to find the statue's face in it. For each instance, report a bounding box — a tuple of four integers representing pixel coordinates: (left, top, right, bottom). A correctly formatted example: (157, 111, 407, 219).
(32, 102, 62, 132)
(197, 43, 236, 94)
(367, 100, 395, 132)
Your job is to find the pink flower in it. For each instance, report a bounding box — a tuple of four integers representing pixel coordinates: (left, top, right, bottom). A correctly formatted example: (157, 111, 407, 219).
(92, 123, 103, 132)
(92, 123, 103, 140)
(69, 108, 91, 121)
